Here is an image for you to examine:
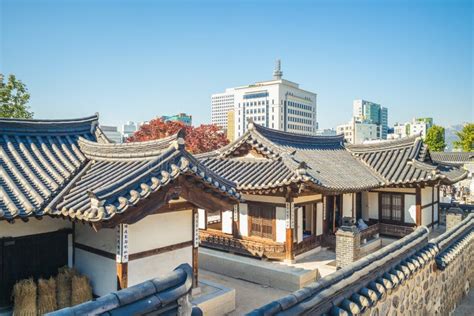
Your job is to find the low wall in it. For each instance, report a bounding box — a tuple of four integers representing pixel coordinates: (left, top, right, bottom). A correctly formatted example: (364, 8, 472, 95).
(250, 214, 474, 315)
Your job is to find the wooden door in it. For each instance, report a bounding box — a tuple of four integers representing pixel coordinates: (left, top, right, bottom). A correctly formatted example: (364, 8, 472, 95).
(0, 230, 69, 307)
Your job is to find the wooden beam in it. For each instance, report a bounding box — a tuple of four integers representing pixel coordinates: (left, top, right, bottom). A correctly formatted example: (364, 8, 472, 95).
(117, 262, 128, 290)
(416, 187, 422, 226)
(153, 201, 196, 214)
(100, 184, 181, 228)
(178, 177, 234, 211)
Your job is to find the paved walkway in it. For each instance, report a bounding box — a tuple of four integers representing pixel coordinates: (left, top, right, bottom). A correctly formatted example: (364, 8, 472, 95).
(199, 269, 290, 315)
(454, 289, 474, 316)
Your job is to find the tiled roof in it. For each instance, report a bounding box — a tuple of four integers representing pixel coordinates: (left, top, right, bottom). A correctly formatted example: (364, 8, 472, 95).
(199, 123, 384, 193)
(0, 116, 238, 222)
(0, 115, 99, 220)
(200, 124, 467, 193)
(347, 136, 468, 185)
(430, 151, 474, 164)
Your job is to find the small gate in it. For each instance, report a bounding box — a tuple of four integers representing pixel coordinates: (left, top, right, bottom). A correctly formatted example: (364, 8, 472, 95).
(0, 229, 69, 307)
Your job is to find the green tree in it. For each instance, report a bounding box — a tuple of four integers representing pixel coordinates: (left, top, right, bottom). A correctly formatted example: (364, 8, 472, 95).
(453, 123, 474, 152)
(0, 74, 33, 118)
(425, 125, 446, 151)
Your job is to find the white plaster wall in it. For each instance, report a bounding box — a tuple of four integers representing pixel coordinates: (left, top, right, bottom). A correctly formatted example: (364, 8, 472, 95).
(422, 187, 433, 206)
(422, 207, 432, 227)
(434, 203, 439, 223)
(198, 209, 206, 229)
(316, 202, 323, 236)
(75, 223, 116, 253)
(127, 246, 192, 287)
(276, 207, 286, 243)
(74, 249, 117, 296)
(434, 187, 439, 201)
(405, 194, 416, 224)
(0, 217, 71, 238)
(368, 192, 379, 219)
(297, 207, 303, 243)
(342, 194, 353, 217)
(222, 210, 233, 234)
(239, 203, 248, 237)
(128, 210, 192, 254)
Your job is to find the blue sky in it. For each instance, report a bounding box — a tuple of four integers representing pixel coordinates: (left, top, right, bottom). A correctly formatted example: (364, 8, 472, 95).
(1, 0, 472, 128)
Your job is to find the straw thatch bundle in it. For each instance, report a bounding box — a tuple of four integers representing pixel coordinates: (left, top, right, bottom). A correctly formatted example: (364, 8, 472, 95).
(12, 278, 37, 316)
(71, 275, 92, 306)
(37, 277, 57, 314)
(56, 266, 76, 309)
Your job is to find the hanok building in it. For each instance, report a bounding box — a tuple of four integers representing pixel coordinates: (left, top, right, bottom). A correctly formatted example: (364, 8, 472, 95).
(0, 115, 238, 307)
(197, 122, 467, 261)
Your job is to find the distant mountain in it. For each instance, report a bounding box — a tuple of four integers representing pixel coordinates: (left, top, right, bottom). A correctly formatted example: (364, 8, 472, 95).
(444, 124, 464, 151)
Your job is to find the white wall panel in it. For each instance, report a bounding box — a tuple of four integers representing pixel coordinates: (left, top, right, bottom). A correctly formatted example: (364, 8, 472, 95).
(405, 194, 416, 224)
(222, 210, 233, 234)
(239, 203, 248, 237)
(74, 249, 116, 296)
(276, 207, 286, 243)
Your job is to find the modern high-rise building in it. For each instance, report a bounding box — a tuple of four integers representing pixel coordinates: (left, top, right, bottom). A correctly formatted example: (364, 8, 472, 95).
(352, 100, 388, 139)
(336, 118, 379, 144)
(100, 125, 123, 143)
(121, 121, 138, 140)
(211, 60, 318, 139)
(211, 91, 235, 130)
(388, 117, 434, 139)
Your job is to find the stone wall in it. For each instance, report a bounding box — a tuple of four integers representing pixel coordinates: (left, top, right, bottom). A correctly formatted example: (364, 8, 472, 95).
(251, 214, 474, 316)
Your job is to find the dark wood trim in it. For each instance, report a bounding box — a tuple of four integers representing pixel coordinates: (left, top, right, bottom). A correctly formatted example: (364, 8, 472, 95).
(74, 242, 116, 260)
(416, 187, 422, 226)
(153, 201, 196, 214)
(421, 202, 436, 209)
(369, 189, 416, 195)
(72, 222, 76, 266)
(294, 199, 323, 207)
(378, 192, 405, 225)
(128, 240, 193, 261)
(117, 262, 128, 290)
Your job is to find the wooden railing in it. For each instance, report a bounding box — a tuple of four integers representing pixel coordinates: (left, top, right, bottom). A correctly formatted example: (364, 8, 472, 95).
(360, 223, 380, 244)
(294, 235, 321, 256)
(199, 230, 286, 260)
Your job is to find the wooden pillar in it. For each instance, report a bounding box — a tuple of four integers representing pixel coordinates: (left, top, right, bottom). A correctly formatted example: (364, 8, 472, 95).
(416, 187, 422, 226)
(192, 208, 199, 288)
(285, 195, 295, 262)
(117, 262, 128, 290)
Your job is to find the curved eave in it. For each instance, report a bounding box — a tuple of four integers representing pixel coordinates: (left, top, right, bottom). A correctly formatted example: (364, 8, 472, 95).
(0, 114, 99, 135)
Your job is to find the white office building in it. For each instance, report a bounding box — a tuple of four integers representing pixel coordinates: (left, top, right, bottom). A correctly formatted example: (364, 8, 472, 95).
(388, 118, 434, 139)
(336, 118, 379, 144)
(352, 99, 388, 139)
(211, 60, 318, 139)
(121, 121, 138, 140)
(100, 125, 123, 143)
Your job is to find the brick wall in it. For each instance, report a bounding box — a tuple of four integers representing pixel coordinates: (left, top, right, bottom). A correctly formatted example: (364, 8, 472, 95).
(335, 226, 360, 269)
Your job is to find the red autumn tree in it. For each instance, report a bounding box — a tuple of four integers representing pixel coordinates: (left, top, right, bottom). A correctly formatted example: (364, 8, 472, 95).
(127, 118, 229, 154)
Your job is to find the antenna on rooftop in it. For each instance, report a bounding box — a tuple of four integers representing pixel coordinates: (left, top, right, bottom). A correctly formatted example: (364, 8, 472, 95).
(273, 59, 283, 80)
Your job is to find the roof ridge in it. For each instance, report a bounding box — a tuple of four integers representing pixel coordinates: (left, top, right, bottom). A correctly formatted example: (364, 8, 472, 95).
(252, 123, 345, 144)
(0, 114, 99, 135)
(347, 134, 421, 153)
(78, 131, 185, 160)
